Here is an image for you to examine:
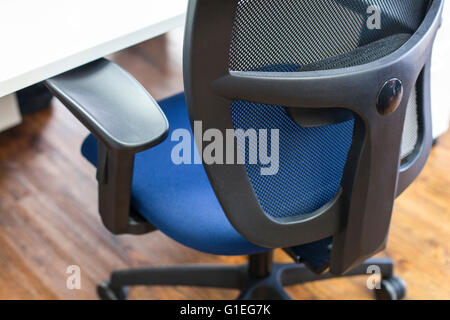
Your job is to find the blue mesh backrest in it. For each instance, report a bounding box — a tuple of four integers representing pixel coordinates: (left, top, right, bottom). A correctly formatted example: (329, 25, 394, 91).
(228, 0, 429, 219)
(230, 101, 354, 219)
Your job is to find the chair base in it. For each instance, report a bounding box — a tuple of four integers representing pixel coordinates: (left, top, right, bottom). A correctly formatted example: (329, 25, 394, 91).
(97, 251, 406, 300)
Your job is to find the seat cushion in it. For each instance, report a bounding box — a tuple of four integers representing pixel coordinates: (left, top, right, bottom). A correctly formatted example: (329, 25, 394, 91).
(81, 93, 332, 264)
(82, 93, 267, 256)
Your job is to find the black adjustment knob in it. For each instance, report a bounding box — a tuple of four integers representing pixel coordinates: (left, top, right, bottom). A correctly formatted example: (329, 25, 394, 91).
(377, 78, 403, 115)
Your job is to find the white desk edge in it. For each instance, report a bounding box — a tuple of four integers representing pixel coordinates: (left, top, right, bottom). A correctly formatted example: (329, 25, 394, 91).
(0, 13, 186, 99)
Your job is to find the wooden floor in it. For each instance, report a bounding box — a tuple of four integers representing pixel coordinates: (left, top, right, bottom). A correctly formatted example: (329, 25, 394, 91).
(0, 29, 449, 300)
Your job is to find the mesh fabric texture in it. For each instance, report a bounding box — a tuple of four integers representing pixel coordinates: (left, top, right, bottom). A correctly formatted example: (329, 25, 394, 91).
(231, 101, 355, 219)
(229, 0, 428, 219)
(229, 0, 429, 72)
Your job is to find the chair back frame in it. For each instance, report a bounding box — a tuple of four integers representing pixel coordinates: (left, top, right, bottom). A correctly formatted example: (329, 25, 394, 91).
(183, 0, 443, 273)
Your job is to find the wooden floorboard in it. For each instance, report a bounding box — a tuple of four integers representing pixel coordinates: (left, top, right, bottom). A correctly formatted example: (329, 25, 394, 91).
(0, 29, 448, 300)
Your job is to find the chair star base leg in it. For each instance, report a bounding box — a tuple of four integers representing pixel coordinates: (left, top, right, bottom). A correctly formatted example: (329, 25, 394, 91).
(98, 252, 404, 300)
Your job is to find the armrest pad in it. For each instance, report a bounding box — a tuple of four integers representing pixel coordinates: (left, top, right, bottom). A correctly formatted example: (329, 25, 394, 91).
(45, 58, 169, 153)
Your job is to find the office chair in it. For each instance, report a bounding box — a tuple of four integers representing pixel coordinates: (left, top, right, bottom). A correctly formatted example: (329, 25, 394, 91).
(45, 0, 443, 300)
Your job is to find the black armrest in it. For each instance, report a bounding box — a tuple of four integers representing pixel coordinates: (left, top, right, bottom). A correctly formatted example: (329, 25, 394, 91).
(45, 58, 168, 153)
(45, 58, 169, 235)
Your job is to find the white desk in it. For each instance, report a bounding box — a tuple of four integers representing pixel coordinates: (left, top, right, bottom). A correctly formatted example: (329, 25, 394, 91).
(0, 0, 187, 130)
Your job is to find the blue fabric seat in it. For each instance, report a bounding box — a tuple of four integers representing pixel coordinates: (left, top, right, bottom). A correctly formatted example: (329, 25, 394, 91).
(82, 93, 267, 256)
(81, 93, 333, 265)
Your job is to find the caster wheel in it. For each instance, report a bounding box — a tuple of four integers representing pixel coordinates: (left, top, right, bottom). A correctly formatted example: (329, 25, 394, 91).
(375, 275, 407, 300)
(97, 281, 128, 300)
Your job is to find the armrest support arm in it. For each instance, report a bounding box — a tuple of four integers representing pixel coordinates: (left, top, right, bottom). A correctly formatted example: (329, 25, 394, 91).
(45, 58, 169, 235)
